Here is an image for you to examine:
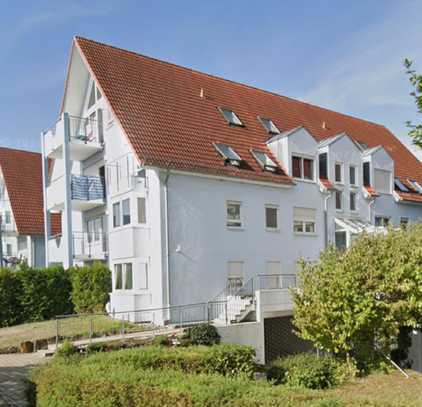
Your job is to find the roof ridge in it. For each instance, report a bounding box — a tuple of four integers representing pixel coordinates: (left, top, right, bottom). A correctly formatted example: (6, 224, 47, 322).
(74, 36, 388, 131)
(0, 146, 40, 156)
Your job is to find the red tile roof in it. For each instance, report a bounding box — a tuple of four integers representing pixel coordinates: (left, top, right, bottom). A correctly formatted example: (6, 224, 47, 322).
(319, 178, 336, 191)
(74, 37, 422, 201)
(396, 191, 422, 203)
(364, 186, 380, 198)
(0, 148, 45, 235)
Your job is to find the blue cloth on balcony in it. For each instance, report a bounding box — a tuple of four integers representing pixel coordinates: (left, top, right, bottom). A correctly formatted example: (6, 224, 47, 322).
(71, 175, 105, 201)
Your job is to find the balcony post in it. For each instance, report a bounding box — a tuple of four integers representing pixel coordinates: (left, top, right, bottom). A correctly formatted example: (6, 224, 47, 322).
(63, 113, 74, 268)
(41, 130, 50, 266)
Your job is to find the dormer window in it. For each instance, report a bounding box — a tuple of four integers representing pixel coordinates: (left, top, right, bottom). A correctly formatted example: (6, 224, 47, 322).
(292, 155, 314, 181)
(214, 143, 242, 167)
(251, 149, 278, 172)
(258, 117, 280, 134)
(394, 178, 409, 192)
(409, 179, 422, 193)
(218, 108, 243, 126)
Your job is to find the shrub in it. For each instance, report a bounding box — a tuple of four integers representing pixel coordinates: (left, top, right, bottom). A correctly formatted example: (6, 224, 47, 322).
(57, 340, 79, 358)
(152, 335, 172, 347)
(0, 268, 24, 327)
(70, 262, 111, 313)
(182, 323, 220, 346)
(86, 342, 107, 354)
(268, 353, 350, 389)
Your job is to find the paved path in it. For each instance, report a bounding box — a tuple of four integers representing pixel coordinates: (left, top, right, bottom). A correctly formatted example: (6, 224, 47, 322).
(0, 353, 44, 406)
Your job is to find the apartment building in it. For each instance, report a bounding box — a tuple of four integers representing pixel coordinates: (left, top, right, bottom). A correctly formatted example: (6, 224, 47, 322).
(0, 148, 59, 267)
(41, 37, 422, 362)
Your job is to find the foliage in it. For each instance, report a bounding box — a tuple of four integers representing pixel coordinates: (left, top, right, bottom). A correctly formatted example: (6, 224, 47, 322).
(0, 268, 24, 327)
(56, 340, 79, 358)
(268, 353, 352, 390)
(86, 342, 108, 354)
(70, 262, 111, 313)
(152, 335, 172, 346)
(404, 59, 422, 148)
(292, 225, 422, 371)
(0, 265, 73, 327)
(182, 323, 221, 346)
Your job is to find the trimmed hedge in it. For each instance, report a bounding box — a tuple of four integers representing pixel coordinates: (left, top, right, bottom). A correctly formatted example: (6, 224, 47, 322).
(70, 262, 111, 313)
(182, 323, 221, 346)
(0, 265, 73, 327)
(30, 346, 324, 407)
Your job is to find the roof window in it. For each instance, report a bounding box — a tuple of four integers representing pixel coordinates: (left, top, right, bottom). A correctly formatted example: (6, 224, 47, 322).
(218, 108, 243, 126)
(394, 178, 409, 192)
(258, 117, 280, 134)
(214, 143, 242, 167)
(409, 179, 422, 193)
(251, 149, 278, 172)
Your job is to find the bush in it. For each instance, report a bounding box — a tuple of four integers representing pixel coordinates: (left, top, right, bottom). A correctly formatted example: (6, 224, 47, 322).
(152, 335, 172, 347)
(70, 262, 111, 313)
(268, 353, 350, 389)
(57, 340, 79, 358)
(86, 342, 107, 354)
(182, 323, 220, 346)
(0, 268, 24, 327)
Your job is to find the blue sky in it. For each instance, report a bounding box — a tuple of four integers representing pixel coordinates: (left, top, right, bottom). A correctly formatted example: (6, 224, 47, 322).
(0, 0, 421, 159)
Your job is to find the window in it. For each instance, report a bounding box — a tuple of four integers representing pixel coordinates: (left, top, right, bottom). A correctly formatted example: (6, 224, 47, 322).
(218, 107, 243, 126)
(350, 192, 357, 211)
(113, 202, 121, 228)
(94, 218, 102, 241)
(293, 207, 316, 234)
(4, 211, 10, 224)
(124, 263, 133, 290)
(137, 263, 148, 289)
(375, 216, 389, 227)
(335, 163, 343, 183)
(87, 83, 96, 109)
(227, 261, 244, 294)
(114, 264, 122, 289)
(137, 197, 146, 224)
(400, 217, 409, 228)
(251, 150, 278, 172)
(363, 162, 371, 187)
(18, 236, 27, 251)
(122, 199, 131, 225)
(319, 153, 328, 179)
(258, 117, 280, 134)
(335, 191, 343, 210)
(349, 166, 357, 186)
(292, 156, 314, 181)
(227, 201, 242, 228)
(265, 205, 278, 229)
(265, 262, 281, 289)
(409, 180, 422, 193)
(6, 244, 12, 256)
(214, 143, 242, 167)
(374, 169, 391, 194)
(394, 178, 409, 192)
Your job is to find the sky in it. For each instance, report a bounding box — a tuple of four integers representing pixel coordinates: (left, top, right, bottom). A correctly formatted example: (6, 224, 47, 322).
(0, 0, 421, 160)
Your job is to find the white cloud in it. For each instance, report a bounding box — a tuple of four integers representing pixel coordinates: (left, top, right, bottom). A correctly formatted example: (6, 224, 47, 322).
(301, 0, 422, 161)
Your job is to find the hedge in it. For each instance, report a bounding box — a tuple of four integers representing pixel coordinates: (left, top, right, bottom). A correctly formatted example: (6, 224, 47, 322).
(29, 346, 322, 407)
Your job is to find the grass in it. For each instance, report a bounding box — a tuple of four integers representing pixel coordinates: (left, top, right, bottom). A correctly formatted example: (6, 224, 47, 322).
(29, 345, 422, 407)
(0, 315, 144, 351)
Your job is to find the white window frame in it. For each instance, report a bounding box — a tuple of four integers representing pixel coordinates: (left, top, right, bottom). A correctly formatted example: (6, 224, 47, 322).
(349, 165, 358, 187)
(291, 155, 315, 182)
(265, 204, 279, 231)
(226, 201, 243, 229)
(335, 162, 344, 184)
(293, 207, 316, 236)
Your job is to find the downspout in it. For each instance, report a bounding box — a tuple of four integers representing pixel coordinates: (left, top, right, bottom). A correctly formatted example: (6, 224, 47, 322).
(323, 192, 331, 249)
(368, 197, 375, 223)
(163, 170, 171, 309)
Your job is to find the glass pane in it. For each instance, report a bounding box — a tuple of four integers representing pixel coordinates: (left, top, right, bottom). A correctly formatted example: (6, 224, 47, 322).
(125, 263, 133, 290)
(336, 191, 342, 209)
(87, 84, 96, 109)
(349, 166, 356, 185)
(122, 199, 131, 225)
(115, 264, 122, 289)
(335, 164, 342, 182)
(303, 159, 313, 180)
(292, 156, 302, 178)
(227, 203, 241, 227)
(113, 203, 120, 227)
(137, 197, 146, 224)
(293, 221, 303, 233)
(335, 231, 347, 251)
(265, 207, 278, 228)
(305, 222, 315, 233)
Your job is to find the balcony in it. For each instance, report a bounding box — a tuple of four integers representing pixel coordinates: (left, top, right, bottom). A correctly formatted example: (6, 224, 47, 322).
(47, 175, 105, 211)
(44, 115, 103, 161)
(73, 231, 108, 262)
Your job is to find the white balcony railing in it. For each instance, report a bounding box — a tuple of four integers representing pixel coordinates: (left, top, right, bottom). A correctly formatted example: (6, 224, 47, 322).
(72, 231, 108, 261)
(43, 114, 103, 161)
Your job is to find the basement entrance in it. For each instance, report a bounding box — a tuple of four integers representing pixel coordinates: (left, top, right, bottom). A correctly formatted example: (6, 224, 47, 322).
(264, 316, 313, 363)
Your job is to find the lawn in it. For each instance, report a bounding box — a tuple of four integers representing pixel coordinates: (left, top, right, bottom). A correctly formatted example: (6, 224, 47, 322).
(0, 315, 145, 351)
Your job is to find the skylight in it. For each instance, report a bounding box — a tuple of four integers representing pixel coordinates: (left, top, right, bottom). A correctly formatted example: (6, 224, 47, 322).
(214, 143, 242, 166)
(258, 117, 280, 135)
(251, 149, 278, 172)
(394, 178, 409, 192)
(409, 179, 422, 193)
(218, 108, 243, 126)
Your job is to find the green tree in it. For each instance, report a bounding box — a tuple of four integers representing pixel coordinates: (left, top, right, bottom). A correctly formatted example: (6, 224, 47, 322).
(404, 59, 422, 148)
(292, 225, 422, 370)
